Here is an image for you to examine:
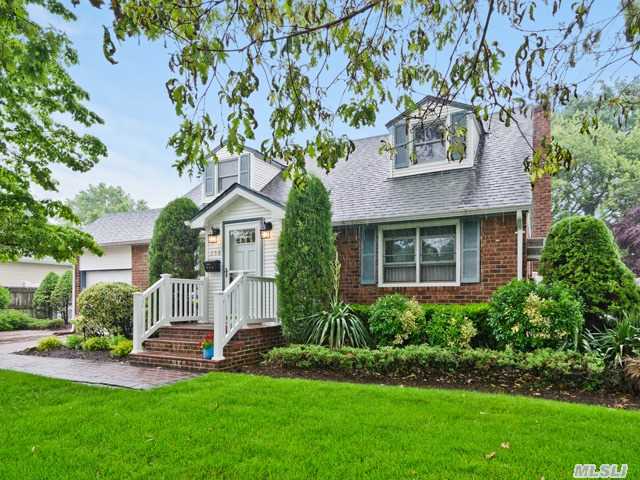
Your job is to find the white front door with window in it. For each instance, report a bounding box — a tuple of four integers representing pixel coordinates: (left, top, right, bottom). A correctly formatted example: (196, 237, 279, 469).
(224, 222, 261, 286)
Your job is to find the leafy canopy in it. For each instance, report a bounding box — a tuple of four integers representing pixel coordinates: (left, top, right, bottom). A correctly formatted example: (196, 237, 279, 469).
(67, 183, 148, 225)
(552, 80, 640, 223)
(92, 0, 640, 182)
(613, 205, 640, 275)
(148, 198, 200, 283)
(276, 175, 336, 342)
(1, 0, 106, 262)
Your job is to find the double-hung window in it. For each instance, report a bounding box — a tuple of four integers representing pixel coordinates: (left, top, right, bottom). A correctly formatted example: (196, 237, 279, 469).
(380, 221, 461, 286)
(205, 153, 251, 196)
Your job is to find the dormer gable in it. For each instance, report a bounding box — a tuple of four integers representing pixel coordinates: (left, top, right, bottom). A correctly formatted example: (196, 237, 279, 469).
(200, 145, 283, 204)
(386, 96, 483, 177)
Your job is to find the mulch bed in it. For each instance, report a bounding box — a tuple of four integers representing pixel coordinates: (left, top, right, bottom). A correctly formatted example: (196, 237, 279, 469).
(236, 363, 640, 410)
(17, 347, 130, 364)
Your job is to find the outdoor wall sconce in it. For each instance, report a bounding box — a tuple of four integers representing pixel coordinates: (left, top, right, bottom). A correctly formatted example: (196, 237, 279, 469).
(260, 221, 273, 240)
(208, 227, 221, 244)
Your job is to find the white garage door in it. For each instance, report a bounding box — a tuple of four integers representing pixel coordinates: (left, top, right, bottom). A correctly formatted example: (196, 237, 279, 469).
(85, 269, 132, 288)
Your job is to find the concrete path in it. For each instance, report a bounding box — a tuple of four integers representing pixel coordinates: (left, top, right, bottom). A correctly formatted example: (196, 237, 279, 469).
(0, 331, 198, 389)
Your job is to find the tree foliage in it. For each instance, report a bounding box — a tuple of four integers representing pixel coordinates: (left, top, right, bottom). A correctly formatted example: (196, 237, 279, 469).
(67, 183, 148, 225)
(539, 216, 640, 328)
(613, 205, 640, 275)
(1, 0, 106, 262)
(276, 175, 336, 342)
(51, 271, 73, 324)
(552, 81, 640, 223)
(92, 0, 640, 183)
(33, 272, 60, 319)
(148, 198, 200, 283)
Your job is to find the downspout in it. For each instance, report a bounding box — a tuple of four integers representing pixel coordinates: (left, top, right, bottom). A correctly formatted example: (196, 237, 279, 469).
(516, 210, 524, 280)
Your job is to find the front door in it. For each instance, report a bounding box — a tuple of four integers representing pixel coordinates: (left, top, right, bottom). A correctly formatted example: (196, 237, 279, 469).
(224, 222, 260, 286)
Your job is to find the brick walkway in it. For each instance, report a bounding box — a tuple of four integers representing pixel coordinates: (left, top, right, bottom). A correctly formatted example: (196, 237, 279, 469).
(0, 331, 198, 389)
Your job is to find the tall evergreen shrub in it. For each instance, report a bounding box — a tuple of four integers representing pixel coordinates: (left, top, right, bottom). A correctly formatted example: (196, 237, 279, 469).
(51, 271, 73, 324)
(148, 198, 200, 283)
(32, 272, 59, 318)
(276, 175, 336, 342)
(539, 216, 640, 327)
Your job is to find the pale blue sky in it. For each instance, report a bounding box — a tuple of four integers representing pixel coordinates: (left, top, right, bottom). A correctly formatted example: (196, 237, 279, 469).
(36, 1, 635, 208)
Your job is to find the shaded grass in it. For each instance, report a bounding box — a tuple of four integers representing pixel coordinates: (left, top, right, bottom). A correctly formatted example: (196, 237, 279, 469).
(0, 370, 638, 479)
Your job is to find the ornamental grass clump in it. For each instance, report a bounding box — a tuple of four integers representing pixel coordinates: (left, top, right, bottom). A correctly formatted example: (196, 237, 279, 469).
(305, 257, 369, 349)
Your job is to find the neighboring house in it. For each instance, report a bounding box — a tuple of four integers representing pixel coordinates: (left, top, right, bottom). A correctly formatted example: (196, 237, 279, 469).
(0, 257, 72, 288)
(124, 97, 553, 370)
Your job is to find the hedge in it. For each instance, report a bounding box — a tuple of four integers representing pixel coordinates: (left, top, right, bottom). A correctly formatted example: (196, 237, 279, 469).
(351, 302, 493, 348)
(0, 309, 63, 331)
(264, 344, 606, 390)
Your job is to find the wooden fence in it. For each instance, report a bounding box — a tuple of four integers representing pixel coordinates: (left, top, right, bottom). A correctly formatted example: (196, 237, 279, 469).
(7, 287, 36, 316)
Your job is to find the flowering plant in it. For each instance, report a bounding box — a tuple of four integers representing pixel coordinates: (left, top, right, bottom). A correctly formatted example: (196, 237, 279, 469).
(198, 333, 213, 350)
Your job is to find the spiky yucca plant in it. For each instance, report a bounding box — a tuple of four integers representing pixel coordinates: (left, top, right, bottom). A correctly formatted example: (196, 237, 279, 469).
(305, 255, 369, 349)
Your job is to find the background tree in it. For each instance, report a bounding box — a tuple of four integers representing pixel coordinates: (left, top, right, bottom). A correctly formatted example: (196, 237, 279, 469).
(32, 272, 60, 319)
(276, 175, 336, 342)
(148, 198, 200, 283)
(92, 0, 640, 184)
(539, 216, 640, 328)
(613, 206, 640, 275)
(1, 0, 105, 262)
(51, 271, 73, 325)
(67, 183, 149, 225)
(552, 113, 640, 223)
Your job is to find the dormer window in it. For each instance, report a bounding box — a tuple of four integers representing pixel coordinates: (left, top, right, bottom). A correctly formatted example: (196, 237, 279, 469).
(205, 153, 251, 196)
(392, 108, 475, 175)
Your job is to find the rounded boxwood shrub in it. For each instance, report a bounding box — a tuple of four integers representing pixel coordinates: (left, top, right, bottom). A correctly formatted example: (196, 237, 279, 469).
(111, 339, 133, 357)
(488, 279, 584, 352)
(425, 310, 477, 349)
(36, 336, 63, 352)
(82, 336, 113, 351)
(540, 216, 640, 327)
(77, 282, 137, 338)
(368, 294, 422, 346)
(0, 287, 11, 309)
(65, 334, 83, 350)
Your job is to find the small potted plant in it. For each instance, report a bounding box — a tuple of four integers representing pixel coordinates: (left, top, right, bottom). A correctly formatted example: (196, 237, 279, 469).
(199, 333, 214, 360)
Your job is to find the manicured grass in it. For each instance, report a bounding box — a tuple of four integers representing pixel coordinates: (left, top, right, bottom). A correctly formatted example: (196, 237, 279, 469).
(0, 370, 638, 479)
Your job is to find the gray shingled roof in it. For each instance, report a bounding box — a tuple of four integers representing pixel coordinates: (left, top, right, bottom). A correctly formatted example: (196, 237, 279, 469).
(82, 209, 162, 245)
(260, 113, 533, 224)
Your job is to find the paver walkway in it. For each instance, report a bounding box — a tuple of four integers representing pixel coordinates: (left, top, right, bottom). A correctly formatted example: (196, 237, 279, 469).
(0, 331, 198, 389)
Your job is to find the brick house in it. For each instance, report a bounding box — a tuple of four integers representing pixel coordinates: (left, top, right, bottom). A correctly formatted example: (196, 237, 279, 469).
(75, 97, 552, 369)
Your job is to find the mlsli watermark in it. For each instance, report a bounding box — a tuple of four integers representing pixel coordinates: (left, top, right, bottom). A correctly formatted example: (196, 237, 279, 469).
(573, 464, 628, 479)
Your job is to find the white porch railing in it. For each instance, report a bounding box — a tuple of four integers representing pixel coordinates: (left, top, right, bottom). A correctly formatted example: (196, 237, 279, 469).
(132, 274, 207, 353)
(132, 273, 278, 358)
(212, 274, 278, 361)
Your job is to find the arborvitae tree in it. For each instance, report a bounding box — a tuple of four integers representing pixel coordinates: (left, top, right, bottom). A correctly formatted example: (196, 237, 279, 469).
(540, 216, 640, 328)
(51, 271, 73, 325)
(276, 175, 336, 342)
(32, 272, 60, 319)
(148, 198, 200, 283)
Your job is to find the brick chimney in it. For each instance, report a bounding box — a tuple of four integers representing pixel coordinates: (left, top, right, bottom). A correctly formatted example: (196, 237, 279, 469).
(531, 107, 552, 238)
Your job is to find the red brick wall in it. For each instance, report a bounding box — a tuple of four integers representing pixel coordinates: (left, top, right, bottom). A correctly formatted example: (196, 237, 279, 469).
(531, 107, 552, 237)
(336, 213, 519, 304)
(131, 244, 150, 291)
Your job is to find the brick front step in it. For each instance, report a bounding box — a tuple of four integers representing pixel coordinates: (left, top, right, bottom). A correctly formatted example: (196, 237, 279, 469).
(132, 323, 285, 372)
(143, 338, 201, 355)
(129, 351, 228, 372)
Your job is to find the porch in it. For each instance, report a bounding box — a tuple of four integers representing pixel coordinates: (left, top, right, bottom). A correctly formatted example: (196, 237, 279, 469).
(130, 273, 284, 371)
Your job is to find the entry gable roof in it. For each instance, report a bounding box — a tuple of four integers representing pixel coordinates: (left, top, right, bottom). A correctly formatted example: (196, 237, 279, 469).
(188, 183, 285, 229)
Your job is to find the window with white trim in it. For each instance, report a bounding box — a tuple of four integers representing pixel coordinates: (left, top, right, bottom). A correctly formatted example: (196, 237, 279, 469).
(205, 153, 251, 196)
(392, 109, 470, 174)
(380, 221, 460, 285)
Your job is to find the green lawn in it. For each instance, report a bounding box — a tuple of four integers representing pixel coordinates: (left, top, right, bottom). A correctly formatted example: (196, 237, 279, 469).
(0, 370, 638, 479)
